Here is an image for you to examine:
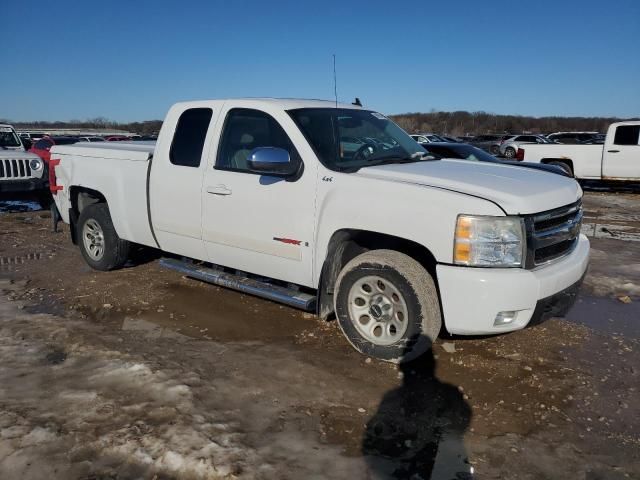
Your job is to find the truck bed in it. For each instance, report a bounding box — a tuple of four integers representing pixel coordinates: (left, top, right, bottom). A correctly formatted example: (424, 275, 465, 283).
(520, 143, 604, 179)
(51, 142, 158, 248)
(62, 141, 156, 161)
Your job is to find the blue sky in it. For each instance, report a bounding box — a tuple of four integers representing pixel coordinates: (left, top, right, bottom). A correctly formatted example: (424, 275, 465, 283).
(2, 0, 639, 122)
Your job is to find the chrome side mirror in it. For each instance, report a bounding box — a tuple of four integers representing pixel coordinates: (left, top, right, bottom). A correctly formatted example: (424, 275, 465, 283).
(247, 147, 297, 177)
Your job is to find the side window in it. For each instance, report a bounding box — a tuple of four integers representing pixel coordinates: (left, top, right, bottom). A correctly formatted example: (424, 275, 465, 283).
(169, 108, 213, 167)
(217, 108, 298, 172)
(614, 125, 640, 146)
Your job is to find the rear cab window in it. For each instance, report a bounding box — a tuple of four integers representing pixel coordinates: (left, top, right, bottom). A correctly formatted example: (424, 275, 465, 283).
(170, 108, 213, 167)
(614, 125, 640, 146)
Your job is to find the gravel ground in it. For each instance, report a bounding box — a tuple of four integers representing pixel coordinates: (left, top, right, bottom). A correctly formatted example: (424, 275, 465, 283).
(0, 191, 638, 479)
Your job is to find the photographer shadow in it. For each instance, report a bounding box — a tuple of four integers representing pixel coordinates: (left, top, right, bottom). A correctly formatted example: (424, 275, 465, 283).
(362, 337, 473, 479)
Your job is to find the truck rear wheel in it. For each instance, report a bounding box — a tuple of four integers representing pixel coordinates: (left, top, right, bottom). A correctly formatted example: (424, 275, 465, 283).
(77, 203, 130, 271)
(334, 250, 441, 363)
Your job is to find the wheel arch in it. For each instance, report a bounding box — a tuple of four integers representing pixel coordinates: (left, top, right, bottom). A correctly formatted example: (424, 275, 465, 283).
(540, 158, 574, 174)
(316, 229, 438, 320)
(68, 186, 107, 244)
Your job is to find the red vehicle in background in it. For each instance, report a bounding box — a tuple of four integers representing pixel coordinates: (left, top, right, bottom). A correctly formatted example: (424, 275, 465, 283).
(29, 136, 79, 163)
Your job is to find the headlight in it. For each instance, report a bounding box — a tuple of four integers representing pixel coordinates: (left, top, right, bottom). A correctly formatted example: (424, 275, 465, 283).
(29, 158, 43, 170)
(454, 215, 525, 267)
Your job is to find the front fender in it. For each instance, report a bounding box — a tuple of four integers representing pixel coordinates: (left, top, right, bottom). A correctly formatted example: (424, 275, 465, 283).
(312, 175, 504, 287)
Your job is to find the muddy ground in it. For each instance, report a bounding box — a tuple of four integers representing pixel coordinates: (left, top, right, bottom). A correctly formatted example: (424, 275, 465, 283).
(0, 191, 638, 480)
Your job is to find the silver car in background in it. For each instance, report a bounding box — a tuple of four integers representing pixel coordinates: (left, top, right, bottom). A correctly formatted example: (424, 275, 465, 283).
(499, 134, 553, 158)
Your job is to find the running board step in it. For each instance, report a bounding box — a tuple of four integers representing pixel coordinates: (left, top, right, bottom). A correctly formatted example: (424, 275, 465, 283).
(159, 258, 316, 311)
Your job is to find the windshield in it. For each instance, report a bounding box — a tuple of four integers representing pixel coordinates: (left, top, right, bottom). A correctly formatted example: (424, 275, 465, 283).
(288, 108, 434, 171)
(424, 144, 498, 162)
(0, 127, 22, 148)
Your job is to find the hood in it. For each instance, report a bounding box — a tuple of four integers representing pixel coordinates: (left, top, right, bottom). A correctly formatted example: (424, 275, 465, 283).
(355, 159, 582, 214)
(0, 150, 42, 161)
(485, 159, 571, 177)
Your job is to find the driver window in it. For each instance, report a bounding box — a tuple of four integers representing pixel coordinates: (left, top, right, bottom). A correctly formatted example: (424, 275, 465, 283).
(217, 108, 299, 172)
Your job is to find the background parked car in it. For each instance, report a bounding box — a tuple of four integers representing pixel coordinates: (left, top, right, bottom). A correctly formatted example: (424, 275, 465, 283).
(439, 135, 462, 143)
(18, 132, 47, 143)
(410, 133, 445, 144)
(546, 132, 601, 144)
(421, 142, 569, 176)
(0, 124, 28, 152)
(104, 135, 130, 141)
(499, 134, 552, 158)
(29, 136, 79, 163)
(78, 136, 106, 142)
(468, 134, 511, 154)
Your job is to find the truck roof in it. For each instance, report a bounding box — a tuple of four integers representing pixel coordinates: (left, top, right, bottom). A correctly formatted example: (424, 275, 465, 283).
(172, 98, 364, 111)
(609, 120, 640, 128)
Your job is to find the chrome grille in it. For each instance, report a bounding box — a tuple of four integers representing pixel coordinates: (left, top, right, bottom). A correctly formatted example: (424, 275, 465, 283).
(525, 201, 582, 268)
(0, 159, 33, 179)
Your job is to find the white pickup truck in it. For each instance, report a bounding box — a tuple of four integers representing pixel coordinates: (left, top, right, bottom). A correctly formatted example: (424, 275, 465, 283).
(50, 99, 589, 362)
(518, 121, 640, 180)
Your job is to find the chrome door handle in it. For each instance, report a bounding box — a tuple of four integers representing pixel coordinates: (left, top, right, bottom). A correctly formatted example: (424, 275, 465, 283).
(207, 185, 232, 195)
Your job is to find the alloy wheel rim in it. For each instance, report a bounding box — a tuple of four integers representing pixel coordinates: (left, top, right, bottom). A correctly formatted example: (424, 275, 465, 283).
(347, 275, 409, 346)
(82, 219, 105, 261)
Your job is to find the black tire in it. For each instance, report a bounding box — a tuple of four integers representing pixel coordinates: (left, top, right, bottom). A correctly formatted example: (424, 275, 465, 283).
(334, 250, 441, 363)
(548, 161, 574, 177)
(504, 147, 516, 158)
(77, 203, 130, 271)
(490, 145, 500, 155)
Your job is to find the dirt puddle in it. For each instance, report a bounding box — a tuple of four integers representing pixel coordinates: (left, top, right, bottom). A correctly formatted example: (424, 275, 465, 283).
(73, 282, 313, 343)
(581, 218, 640, 242)
(564, 294, 640, 339)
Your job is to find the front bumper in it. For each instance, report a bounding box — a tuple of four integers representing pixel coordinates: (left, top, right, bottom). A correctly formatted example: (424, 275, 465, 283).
(0, 177, 47, 194)
(436, 234, 590, 335)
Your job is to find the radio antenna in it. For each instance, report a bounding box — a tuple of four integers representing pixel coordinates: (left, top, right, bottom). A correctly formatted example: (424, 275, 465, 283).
(333, 54, 338, 108)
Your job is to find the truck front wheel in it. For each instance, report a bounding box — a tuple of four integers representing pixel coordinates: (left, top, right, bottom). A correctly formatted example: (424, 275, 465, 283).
(77, 203, 130, 271)
(334, 250, 441, 363)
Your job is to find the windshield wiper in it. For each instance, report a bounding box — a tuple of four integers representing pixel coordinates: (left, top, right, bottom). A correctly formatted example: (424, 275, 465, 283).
(361, 151, 438, 168)
(338, 152, 439, 173)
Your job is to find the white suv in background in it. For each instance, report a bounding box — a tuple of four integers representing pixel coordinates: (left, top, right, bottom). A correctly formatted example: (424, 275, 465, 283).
(499, 134, 553, 158)
(411, 133, 445, 144)
(0, 124, 50, 206)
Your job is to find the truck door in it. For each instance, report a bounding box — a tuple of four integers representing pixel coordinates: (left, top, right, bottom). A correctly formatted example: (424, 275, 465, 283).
(602, 124, 640, 180)
(201, 107, 316, 287)
(149, 105, 220, 259)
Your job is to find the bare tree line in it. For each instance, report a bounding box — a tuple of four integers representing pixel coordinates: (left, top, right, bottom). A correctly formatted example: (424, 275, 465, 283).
(390, 110, 638, 136)
(3, 110, 638, 137)
(1, 117, 163, 136)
